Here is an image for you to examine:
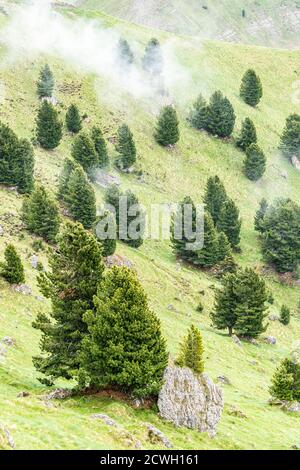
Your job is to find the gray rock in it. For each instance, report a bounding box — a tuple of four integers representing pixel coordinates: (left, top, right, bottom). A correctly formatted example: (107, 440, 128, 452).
(268, 314, 280, 321)
(17, 391, 30, 398)
(264, 336, 277, 345)
(132, 398, 143, 409)
(104, 254, 133, 269)
(1, 336, 15, 347)
(217, 375, 231, 385)
(42, 95, 58, 106)
(92, 414, 117, 426)
(291, 155, 300, 171)
(12, 284, 32, 295)
(0, 344, 7, 358)
(146, 424, 173, 448)
(167, 304, 175, 311)
(43, 388, 72, 400)
(30, 255, 39, 269)
(94, 169, 120, 188)
(158, 366, 223, 438)
(281, 170, 288, 179)
(0, 225, 3, 236)
(0, 426, 15, 449)
(283, 402, 300, 412)
(232, 335, 242, 347)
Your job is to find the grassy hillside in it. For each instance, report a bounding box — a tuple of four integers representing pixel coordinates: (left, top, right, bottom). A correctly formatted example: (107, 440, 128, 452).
(79, 0, 300, 48)
(0, 5, 300, 450)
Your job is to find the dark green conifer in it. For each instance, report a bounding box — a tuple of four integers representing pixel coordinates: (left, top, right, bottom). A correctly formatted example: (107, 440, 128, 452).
(37, 64, 54, 98)
(189, 94, 208, 130)
(66, 167, 97, 229)
(217, 198, 241, 249)
(240, 69, 263, 107)
(254, 198, 268, 233)
(115, 124, 136, 169)
(142, 38, 163, 76)
(66, 104, 82, 134)
(117, 38, 134, 66)
(279, 114, 300, 159)
(244, 143, 266, 181)
(269, 358, 300, 401)
(280, 305, 291, 326)
(94, 211, 117, 257)
(203, 175, 228, 225)
(57, 157, 79, 202)
(91, 126, 109, 168)
(71, 132, 98, 172)
(154, 105, 180, 146)
(236, 117, 257, 151)
(207, 91, 236, 138)
(176, 325, 204, 375)
(0, 244, 25, 285)
(36, 101, 63, 150)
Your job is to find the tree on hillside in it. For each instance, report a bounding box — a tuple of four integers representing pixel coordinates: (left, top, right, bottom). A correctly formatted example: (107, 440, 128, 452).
(66, 104, 82, 134)
(217, 198, 241, 249)
(211, 268, 268, 337)
(71, 132, 98, 172)
(254, 198, 268, 233)
(66, 167, 97, 229)
(115, 124, 136, 169)
(91, 126, 109, 168)
(176, 324, 204, 375)
(33, 222, 104, 385)
(244, 143, 266, 181)
(94, 210, 117, 257)
(37, 64, 54, 98)
(279, 114, 300, 159)
(280, 305, 291, 326)
(36, 101, 63, 150)
(269, 358, 300, 402)
(154, 105, 180, 146)
(216, 231, 232, 262)
(117, 38, 134, 67)
(0, 244, 25, 285)
(0, 123, 20, 186)
(203, 175, 228, 226)
(196, 212, 220, 268)
(16, 139, 35, 194)
(57, 157, 79, 202)
(22, 185, 60, 243)
(171, 196, 199, 264)
(206, 91, 236, 138)
(240, 69, 263, 107)
(189, 94, 209, 130)
(236, 117, 257, 151)
(79, 266, 168, 397)
(142, 38, 163, 76)
(261, 198, 300, 273)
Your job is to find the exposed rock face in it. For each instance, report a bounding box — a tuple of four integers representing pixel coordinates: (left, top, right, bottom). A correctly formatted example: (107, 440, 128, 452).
(146, 424, 173, 449)
(232, 335, 242, 347)
(282, 402, 300, 413)
(158, 366, 223, 438)
(43, 388, 72, 400)
(291, 156, 300, 170)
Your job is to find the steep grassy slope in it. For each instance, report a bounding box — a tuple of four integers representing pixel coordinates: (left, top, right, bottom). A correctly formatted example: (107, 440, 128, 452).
(79, 0, 300, 47)
(0, 7, 300, 450)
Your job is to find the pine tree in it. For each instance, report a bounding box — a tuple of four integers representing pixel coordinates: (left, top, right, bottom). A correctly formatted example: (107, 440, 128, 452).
(171, 196, 199, 264)
(57, 157, 79, 202)
(269, 358, 300, 401)
(254, 198, 268, 233)
(37, 64, 54, 98)
(91, 126, 109, 168)
(236, 118, 257, 151)
(115, 124, 136, 169)
(105, 184, 121, 221)
(240, 69, 263, 107)
(279, 114, 300, 159)
(71, 132, 98, 172)
(36, 101, 63, 150)
(217, 198, 241, 249)
(0, 123, 20, 186)
(16, 139, 35, 194)
(261, 198, 300, 272)
(66, 104, 82, 134)
(94, 211, 117, 257)
(213, 253, 238, 279)
(204, 175, 228, 226)
(176, 325, 204, 375)
(189, 94, 208, 130)
(117, 38, 134, 66)
(65, 167, 96, 229)
(79, 266, 168, 397)
(196, 212, 220, 267)
(280, 305, 291, 326)
(211, 268, 268, 337)
(33, 222, 104, 384)
(217, 231, 232, 262)
(207, 91, 236, 138)
(22, 185, 60, 243)
(121, 190, 145, 248)
(0, 244, 25, 285)
(244, 143, 266, 181)
(142, 38, 163, 76)
(154, 105, 180, 146)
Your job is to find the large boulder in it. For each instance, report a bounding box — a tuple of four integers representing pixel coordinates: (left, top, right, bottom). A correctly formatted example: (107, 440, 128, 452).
(291, 156, 300, 171)
(158, 366, 223, 437)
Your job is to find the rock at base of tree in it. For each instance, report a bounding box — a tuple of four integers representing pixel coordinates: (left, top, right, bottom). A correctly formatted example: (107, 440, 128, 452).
(104, 254, 133, 269)
(146, 424, 173, 449)
(264, 336, 277, 345)
(217, 375, 231, 385)
(268, 314, 280, 321)
(232, 335, 242, 347)
(1, 336, 15, 347)
(291, 155, 300, 171)
(92, 414, 117, 427)
(11, 284, 32, 296)
(43, 388, 72, 401)
(158, 366, 223, 438)
(94, 169, 120, 188)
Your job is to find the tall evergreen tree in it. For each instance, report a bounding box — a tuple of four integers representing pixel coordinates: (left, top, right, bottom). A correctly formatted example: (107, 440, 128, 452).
(196, 212, 220, 267)
(16, 139, 35, 194)
(33, 222, 104, 384)
(236, 117, 257, 151)
(240, 69, 263, 107)
(189, 94, 208, 130)
(66, 167, 96, 229)
(279, 114, 300, 159)
(22, 185, 60, 243)
(94, 210, 117, 257)
(57, 157, 79, 202)
(0, 123, 20, 186)
(117, 38, 134, 66)
(207, 91, 236, 138)
(36, 101, 63, 150)
(280, 305, 291, 326)
(142, 38, 163, 76)
(217, 198, 241, 249)
(216, 231, 232, 262)
(211, 268, 268, 337)
(91, 126, 109, 168)
(66, 104, 82, 134)
(244, 143, 266, 181)
(37, 64, 54, 98)
(171, 196, 199, 264)
(269, 358, 300, 402)
(254, 198, 268, 233)
(176, 325, 204, 375)
(71, 132, 98, 172)
(0, 244, 25, 285)
(203, 175, 228, 226)
(154, 105, 180, 146)
(115, 124, 136, 169)
(79, 266, 168, 397)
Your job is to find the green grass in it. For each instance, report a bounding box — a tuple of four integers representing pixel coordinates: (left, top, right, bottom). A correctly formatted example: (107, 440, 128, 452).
(0, 7, 300, 450)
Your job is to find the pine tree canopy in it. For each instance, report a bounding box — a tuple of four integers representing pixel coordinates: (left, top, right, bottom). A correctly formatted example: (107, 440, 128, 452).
(176, 324, 204, 375)
(279, 114, 300, 159)
(254, 198, 268, 233)
(236, 117, 257, 151)
(217, 198, 241, 249)
(207, 91, 236, 138)
(204, 175, 228, 226)
(142, 38, 163, 76)
(71, 132, 98, 172)
(36, 101, 63, 150)
(0, 244, 25, 285)
(189, 94, 208, 130)
(244, 143, 266, 181)
(37, 64, 54, 98)
(240, 69, 263, 107)
(65, 167, 97, 229)
(117, 38, 134, 66)
(91, 126, 109, 168)
(115, 124, 136, 169)
(269, 358, 300, 402)
(66, 104, 82, 134)
(154, 105, 180, 146)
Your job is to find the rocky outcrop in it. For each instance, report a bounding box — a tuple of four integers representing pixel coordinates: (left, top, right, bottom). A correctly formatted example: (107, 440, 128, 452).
(291, 156, 300, 171)
(146, 424, 173, 448)
(104, 254, 133, 269)
(264, 336, 277, 345)
(158, 366, 223, 438)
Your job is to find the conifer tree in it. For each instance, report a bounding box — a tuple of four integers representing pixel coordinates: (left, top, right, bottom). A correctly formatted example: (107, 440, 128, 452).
(79, 266, 168, 397)
(176, 325, 204, 375)
(37, 64, 54, 98)
(211, 268, 268, 337)
(122, 190, 145, 248)
(66, 167, 96, 229)
(254, 198, 268, 233)
(117, 38, 134, 66)
(261, 198, 300, 272)
(280, 305, 291, 326)
(236, 117, 257, 151)
(57, 157, 79, 202)
(154, 105, 180, 146)
(142, 38, 163, 76)
(71, 132, 98, 172)
(269, 358, 300, 401)
(207, 91, 236, 138)
(196, 212, 220, 267)
(22, 185, 60, 243)
(217, 198, 241, 249)
(244, 143, 266, 181)
(217, 231, 232, 262)
(91, 126, 109, 168)
(171, 196, 199, 264)
(36, 101, 63, 150)
(16, 139, 35, 194)
(94, 211, 117, 257)
(0, 244, 25, 285)
(115, 124, 136, 169)
(279, 114, 300, 159)
(105, 184, 121, 220)
(33, 222, 104, 384)
(203, 175, 228, 226)
(240, 69, 263, 107)
(66, 104, 82, 134)
(0, 123, 20, 186)
(189, 94, 208, 130)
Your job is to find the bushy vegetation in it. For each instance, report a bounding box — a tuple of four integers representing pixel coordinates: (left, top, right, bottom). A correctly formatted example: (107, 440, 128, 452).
(0, 244, 25, 285)
(176, 324, 204, 374)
